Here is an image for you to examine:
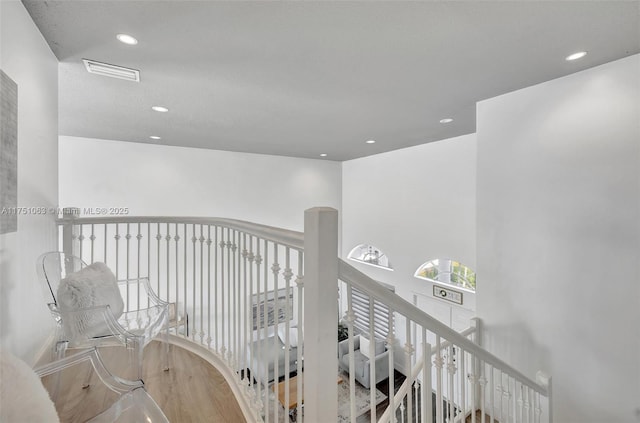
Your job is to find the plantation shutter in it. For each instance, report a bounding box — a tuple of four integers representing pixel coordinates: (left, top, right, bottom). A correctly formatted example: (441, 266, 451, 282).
(351, 283, 394, 341)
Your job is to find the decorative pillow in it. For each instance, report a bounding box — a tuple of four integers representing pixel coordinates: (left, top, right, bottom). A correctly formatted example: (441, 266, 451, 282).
(57, 262, 124, 339)
(359, 335, 371, 359)
(359, 335, 385, 359)
(0, 349, 59, 422)
(277, 326, 302, 348)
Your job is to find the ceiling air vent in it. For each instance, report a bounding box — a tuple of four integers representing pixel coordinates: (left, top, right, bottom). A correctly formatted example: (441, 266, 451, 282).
(82, 59, 140, 82)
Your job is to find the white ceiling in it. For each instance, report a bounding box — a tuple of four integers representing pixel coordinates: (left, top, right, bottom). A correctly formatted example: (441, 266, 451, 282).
(23, 1, 640, 161)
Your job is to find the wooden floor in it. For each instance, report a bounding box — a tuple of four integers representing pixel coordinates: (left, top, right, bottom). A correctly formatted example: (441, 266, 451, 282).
(41, 341, 246, 423)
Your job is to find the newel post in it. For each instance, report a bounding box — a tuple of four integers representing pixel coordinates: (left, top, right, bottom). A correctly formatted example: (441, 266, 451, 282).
(303, 207, 339, 422)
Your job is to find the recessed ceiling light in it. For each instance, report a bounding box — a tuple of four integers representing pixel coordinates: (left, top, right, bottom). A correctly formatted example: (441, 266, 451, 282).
(116, 33, 138, 45)
(365, 140, 376, 144)
(565, 51, 587, 61)
(439, 118, 454, 124)
(320, 153, 327, 157)
(150, 136, 161, 140)
(151, 106, 169, 113)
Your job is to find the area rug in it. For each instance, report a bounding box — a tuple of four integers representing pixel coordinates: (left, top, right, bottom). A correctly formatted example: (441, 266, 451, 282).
(265, 371, 386, 423)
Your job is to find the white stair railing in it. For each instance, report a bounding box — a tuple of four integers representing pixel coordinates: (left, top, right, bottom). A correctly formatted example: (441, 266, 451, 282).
(377, 325, 478, 423)
(58, 207, 552, 423)
(58, 213, 306, 423)
(338, 259, 552, 423)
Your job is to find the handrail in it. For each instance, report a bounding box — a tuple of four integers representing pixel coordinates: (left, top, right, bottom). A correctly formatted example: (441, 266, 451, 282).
(378, 326, 477, 423)
(338, 258, 549, 395)
(57, 215, 304, 250)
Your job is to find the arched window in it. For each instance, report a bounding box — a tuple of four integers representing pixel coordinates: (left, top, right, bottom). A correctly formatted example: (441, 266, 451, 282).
(347, 244, 393, 271)
(414, 258, 476, 291)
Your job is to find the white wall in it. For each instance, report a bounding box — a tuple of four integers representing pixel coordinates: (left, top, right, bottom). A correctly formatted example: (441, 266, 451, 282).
(342, 134, 476, 294)
(477, 55, 640, 423)
(0, 1, 59, 362)
(342, 134, 477, 371)
(59, 136, 341, 231)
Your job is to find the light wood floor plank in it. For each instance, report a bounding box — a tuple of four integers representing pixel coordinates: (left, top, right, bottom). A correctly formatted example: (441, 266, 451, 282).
(41, 341, 246, 423)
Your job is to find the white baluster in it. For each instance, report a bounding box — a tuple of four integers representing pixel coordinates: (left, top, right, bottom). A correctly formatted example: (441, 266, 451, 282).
(241, 233, 248, 379)
(435, 336, 444, 423)
(422, 331, 432, 423)
(477, 367, 487, 423)
(490, 365, 495, 423)
(136, 224, 142, 306)
(213, 226, 219, 349)
(414, 380, 419, 423)
(230, 231, 237, 365)
(387, 327, 396, 423)
(254, 242, 262, 419)
(78, 224, 84, 261)
(125, 223, 132, 308)
(90, 224, 96, 263)
(271, 244, 280, 423)
(199, 225, 205, 343)
(147, 223, 151, 308)
(174, 225, 180, 337)
(460, 347, 466, 420)
(191, 225, 197, 342)
(114, 223, 120, 282)
(261, 239, 269, 423)
(219, 230, 226, 358)
(499, 373, 506, 423)
(156, 223, 161, 295)
(166, 223, 171, 306)
(507, 373, 513, 423)
(521, 383, 527, 423)
(234, 230, 240, 370)
(103, 224, 108, 264)
(246, 236, 254, 388)
(162, 223, 168, 306)
(283, 250, 293, 421)
(447, 345, 456, 423)
(508, 376, 514, 423)
(469, 371, 477, 423)
(369, 297, 378, 423)
(183, 224, 188, 344)
(405, 319, 414, 423)
(228, 232, 234, 363)
(295, 254, 304, 423)
(207, 226, 213, 346)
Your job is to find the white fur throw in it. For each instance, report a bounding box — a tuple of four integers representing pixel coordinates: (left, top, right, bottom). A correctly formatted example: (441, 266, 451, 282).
(57, 262, 124, 340)
(0, 349, 59, 422)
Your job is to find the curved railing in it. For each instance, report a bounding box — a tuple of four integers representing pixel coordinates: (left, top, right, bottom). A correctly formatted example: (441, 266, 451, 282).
(57, 208, 551, 423)
(58, 213, 305, 423)
(57, 214, 304, 249)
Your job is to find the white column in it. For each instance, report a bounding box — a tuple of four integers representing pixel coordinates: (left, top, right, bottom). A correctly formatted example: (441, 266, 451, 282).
(303, 207, 339, 423)
(61, 207, 79, 260)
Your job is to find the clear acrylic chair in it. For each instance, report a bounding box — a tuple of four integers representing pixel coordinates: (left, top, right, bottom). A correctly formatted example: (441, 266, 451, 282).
(35, 347, 169, 423)
(36, 251, 170, 382)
